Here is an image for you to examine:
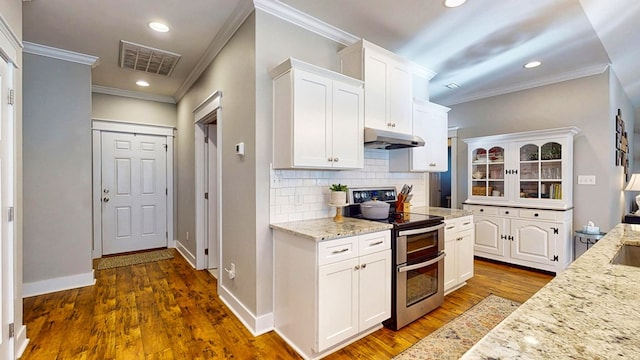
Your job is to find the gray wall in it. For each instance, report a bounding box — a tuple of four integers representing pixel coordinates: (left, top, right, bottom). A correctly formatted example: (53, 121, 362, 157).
(23, 53, 93, 284)
(450, 70, 636, 233)
(92, 92, 177, 127)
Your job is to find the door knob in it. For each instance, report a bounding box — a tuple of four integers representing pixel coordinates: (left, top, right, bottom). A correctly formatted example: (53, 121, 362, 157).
(102, 197, 110, 203)
(103, 188, 109, 194)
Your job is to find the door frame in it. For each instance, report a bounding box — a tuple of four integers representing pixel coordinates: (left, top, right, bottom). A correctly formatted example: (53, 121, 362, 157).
(193, 91, 222, 271)
(91, 119, 175, 258)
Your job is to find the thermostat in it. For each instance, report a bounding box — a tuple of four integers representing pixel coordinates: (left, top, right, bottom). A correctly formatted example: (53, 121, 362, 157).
(235, 142, 245, 156)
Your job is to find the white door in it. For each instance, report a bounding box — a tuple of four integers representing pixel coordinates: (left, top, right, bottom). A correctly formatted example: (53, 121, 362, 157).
(474, 215, 507, 257)
(510, 220, 556, 266)
(0, 55, 14, 359)
(101, 132, 167, 254)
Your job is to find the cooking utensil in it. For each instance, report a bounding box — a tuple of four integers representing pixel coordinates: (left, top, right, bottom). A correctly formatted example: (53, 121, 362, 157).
(360, 199, 390, 219)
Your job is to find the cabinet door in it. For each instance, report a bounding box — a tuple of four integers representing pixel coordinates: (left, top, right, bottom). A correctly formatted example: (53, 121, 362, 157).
(473, 215, 507, 257)
(358, 250, 391, 331)
(515, 139, 566, 206)
(510, 219, 557, 266)
(388, 62, 412, 134)
(443, 221, 458, 292)
(422, 103, 449, 172)
(292, 70, 332, 167)
(469, 144, 508, 199)
(332, 81, 364, 168)
(457, 228, 475, 282)
(318, 257, 359, 351)
(363, 49, 389, 131)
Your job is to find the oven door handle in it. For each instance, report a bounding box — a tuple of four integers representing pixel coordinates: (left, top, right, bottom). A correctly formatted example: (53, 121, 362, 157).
(397, 252, 446, 273)
(398, 223, 444, 237)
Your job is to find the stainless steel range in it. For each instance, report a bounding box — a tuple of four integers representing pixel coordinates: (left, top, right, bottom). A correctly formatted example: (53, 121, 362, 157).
(345, 187, 445, 330)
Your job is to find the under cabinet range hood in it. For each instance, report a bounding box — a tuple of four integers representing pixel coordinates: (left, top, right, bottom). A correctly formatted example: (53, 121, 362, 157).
(364, 127, 425, 149)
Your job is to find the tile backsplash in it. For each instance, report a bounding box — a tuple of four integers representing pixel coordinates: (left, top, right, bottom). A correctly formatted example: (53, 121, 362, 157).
(270, 149, 426, 223)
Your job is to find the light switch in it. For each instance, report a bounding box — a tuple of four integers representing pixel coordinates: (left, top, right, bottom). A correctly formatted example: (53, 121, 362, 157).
(577, 175, 596, 185)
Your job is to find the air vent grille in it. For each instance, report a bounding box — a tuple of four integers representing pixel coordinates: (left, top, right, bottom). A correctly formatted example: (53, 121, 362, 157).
(119, 40, 181, 76)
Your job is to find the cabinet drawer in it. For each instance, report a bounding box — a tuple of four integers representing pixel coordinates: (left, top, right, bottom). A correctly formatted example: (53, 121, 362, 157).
(319, 237, 358, 266)
(466, 205, 499, 215)
(457, 216, 474, 231)
(519, 209, 557, 221)
(498, 208, 517, 217)
(359, 231, 391, 256)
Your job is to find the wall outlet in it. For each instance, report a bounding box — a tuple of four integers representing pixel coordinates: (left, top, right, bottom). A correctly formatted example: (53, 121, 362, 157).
(186, 231, 189, 240)
(577, 175, 596, 185)
(225, 263, 236, 280)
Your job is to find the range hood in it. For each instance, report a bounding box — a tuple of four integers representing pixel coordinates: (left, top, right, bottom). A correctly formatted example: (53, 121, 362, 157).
(364, 127, 425, 149)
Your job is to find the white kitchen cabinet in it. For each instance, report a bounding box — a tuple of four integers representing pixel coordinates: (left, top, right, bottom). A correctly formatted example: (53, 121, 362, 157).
(389, 100, 450, 172)
(271, 57, 364, 170)
(464, 204, 573, 273)
(273, 230, 391, 359)
(463, 127, 580, 210)
(444, 215, 474, 294)
(339, 39, 435, 135)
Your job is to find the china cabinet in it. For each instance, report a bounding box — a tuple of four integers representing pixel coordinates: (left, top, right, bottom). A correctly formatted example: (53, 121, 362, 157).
(339, 39, 435, 135)
(273, 230, 391, 359)
(271, 58, 364, 169)
(443, 215, 474, 294)
(462, 127, 579, 273)
(389, 100, 450, 172)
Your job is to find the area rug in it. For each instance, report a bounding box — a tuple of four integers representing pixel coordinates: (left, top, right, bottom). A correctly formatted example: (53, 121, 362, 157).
(96, 249, 174, 270)
(393, 294, 520, 360)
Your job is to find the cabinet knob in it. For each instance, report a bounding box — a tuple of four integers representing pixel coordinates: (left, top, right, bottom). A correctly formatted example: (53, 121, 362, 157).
(505, 211, 509, 214)
(354, 265, 360, 270)
(328, 158, 333, 162)
(429, 163, 436, 167)
(361, 263, 367, 269)
(480, 209, 484, 212)
(387, 123, 393, 127)
(534, 213, 539, 217)
(333, 157, 339, 162)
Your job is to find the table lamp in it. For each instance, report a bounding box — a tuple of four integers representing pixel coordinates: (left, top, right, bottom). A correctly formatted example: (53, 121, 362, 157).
(624, 173, 640, 214)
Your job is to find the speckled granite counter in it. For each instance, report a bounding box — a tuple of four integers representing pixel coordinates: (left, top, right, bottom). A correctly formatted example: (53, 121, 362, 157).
(410, 206, 473, 220)
(270, 217, 392, 241)
(462, 223, 640, 359)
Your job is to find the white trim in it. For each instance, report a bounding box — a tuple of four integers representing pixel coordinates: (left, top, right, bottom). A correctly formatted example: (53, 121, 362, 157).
(22, 271, 95, 298)
(91, 120, 175, 258)
(441, 63, 610, 106)
(14, 325, 28, 359)
(175, 240, 197, 268)
(254, 0, 359, 46)
(23, 41, 99, 68)
(448, 126, 459, 138)
(218, 284, 274, 336)
(92, 85, 176, 104)
(0, 12, 22, 65)
(174, 0, 254, 100)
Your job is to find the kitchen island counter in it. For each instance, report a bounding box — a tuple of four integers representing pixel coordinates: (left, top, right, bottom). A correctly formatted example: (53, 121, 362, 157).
(270, 217, 392, 241)
(410, 206, 472, 220)
(462, 223, 640, 359)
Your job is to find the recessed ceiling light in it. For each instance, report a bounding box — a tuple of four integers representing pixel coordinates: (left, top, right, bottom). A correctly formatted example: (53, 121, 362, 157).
(524, 61, 542, 69)
(136, 80, 150, 87)
(444, 0, 467, 8)
(446, 82, 461, 89)
(148, 22, 170, 33)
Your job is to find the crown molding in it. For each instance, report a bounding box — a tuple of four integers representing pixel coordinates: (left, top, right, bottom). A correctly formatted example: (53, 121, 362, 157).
(174, 0, 254, 101)
(0, 12, 22, 66)
(92, 85, 176, 104)
(23, 41, 99, 68)
(440, 63, 610, 106)
(254, 0, 360, 46)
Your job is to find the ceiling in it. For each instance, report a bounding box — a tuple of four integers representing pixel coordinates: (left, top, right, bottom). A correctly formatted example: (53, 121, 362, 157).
(22, 0, 640, 109)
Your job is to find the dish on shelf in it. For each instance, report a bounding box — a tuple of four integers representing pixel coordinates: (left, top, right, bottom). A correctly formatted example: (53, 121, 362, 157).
(472, 172, 485, 179)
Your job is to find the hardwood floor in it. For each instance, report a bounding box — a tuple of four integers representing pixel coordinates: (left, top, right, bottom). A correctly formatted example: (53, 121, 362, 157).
(21, 251, 553, 359)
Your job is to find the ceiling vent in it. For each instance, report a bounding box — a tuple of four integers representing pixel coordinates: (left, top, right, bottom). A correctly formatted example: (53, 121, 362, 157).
(119, 40, 181, 76)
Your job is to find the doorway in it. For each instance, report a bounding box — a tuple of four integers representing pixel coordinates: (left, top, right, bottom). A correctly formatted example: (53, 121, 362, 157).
(92, 120, 175, 258)
(430, 128, 458, 209)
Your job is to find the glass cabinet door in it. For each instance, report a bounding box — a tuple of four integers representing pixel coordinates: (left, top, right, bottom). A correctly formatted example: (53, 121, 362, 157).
(471, 146, 504, 197)
(518, 142, 562, 200)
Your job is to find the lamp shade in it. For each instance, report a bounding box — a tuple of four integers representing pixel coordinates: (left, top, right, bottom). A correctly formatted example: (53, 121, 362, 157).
(625, 174, 640, 191)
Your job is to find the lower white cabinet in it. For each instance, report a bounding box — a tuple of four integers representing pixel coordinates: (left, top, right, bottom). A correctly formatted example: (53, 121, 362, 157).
(274, 230, 391, 359)
(444, 216, 474, 294)
(464, 204, 573, 273)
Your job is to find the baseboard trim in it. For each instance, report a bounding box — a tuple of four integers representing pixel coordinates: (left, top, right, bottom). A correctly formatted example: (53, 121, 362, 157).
(175, 240, 196, 268)
(14, 324, 28, 359)
(218, 284, 273, 336)
(22, 270, 96, 298)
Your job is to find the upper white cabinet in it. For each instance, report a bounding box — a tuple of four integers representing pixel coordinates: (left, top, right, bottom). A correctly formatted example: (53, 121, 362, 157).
(339, 40, 435, 135)
(271, 58, 364, 169)
(463, 127, 580, 210)
(389, 100, 450, 172)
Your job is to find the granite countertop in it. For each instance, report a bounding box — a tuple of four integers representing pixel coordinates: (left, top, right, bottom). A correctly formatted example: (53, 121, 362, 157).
(270, 217, 393, 241)
(462, 223, 640, 359)
(410, 206, 473, 220)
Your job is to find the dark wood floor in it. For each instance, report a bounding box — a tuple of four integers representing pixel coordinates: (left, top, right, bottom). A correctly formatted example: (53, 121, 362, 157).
(21, 250, 553, 359)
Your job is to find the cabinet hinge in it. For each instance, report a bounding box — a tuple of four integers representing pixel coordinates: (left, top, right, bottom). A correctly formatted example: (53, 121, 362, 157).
(8, 323, 14, 338)
(204, 248, 209, 255)
(204, 136, 208, 143)
(552, 255, 559, 262)
(8, 89, 14, 105)
(163, 144, 168, 151)
(166, 188, 168, 195)
(8, 206, 14, 222)
(551, 227, 559, 234)
(165, 232, 168, 240)
(204, 192, 208, 200)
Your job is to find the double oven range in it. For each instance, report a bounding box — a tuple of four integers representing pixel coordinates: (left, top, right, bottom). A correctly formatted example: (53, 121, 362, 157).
(345, 187, 445, 330)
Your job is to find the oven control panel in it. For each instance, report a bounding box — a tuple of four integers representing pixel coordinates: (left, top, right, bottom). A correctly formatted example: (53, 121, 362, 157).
(349, 187, 397, 204)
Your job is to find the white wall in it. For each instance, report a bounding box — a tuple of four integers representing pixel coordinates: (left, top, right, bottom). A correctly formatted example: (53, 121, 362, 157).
(450, 69, 636, 233)
(23, 53, 94, 292)
(92, 93, 177, 127)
